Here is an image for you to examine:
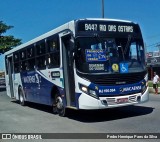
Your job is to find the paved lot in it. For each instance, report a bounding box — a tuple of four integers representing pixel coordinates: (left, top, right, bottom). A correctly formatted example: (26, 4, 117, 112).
(0, 90, 160, 142)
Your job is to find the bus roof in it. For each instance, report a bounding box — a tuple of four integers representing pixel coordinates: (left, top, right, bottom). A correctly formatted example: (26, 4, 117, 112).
(4, 22, 71, 56)
(77, 18, 134, 23)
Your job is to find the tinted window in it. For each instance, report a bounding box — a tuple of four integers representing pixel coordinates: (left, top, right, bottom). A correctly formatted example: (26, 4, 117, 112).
(36, 42, 46, 55)
(14, 52, 19, 62)
(36, 55, 46, 70)
(47, 53, 60, 68)
(14, 63, 20, 73)
(28, 58, 35, 71)
(20, 61, 27, 71)
(20, 50, 26, 60)
(46, 36, 60, 68)
(27, 46, 35, 58)
(47, 37, 59, 53)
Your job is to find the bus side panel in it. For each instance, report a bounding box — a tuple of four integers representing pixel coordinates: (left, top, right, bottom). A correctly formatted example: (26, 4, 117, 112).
(19, 69, 65, 106)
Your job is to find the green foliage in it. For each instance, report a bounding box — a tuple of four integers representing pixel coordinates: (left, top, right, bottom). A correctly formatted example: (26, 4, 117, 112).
(148, 81, 160, 87)
(0, 21, 21, 54)
(0, 21, 13, 34)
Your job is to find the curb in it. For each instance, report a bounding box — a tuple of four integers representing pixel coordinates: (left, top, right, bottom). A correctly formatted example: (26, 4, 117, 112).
(149, 87, 160, 94)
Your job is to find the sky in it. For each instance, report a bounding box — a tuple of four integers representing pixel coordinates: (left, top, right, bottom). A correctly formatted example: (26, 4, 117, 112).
(0, 0, 160, 70)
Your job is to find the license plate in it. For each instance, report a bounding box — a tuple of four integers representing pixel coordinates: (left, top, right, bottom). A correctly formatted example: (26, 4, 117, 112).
(117, 98, 128, 104)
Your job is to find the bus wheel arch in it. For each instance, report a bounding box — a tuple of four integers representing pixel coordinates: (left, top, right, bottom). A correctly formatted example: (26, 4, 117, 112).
(51, 86, 66, 117)
(18, 86, 26, 106)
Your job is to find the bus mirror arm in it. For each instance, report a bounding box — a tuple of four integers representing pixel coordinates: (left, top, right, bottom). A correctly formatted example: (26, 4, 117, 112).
(69, 37, 76, 65)
(69, 50, 75, 67)
(69, 35, 75, 51)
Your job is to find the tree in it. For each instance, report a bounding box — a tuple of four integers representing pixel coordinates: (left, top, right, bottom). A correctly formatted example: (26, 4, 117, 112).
(0, 21, 22, 54)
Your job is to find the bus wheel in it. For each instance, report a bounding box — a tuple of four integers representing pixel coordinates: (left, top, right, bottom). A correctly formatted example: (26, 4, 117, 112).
(19, 88, 26, 106)
(56, 96, 66, 117)
(52, 102, 58, 114)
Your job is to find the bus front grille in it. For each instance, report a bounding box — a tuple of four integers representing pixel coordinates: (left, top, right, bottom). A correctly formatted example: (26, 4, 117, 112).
(85, 71, 146, 86)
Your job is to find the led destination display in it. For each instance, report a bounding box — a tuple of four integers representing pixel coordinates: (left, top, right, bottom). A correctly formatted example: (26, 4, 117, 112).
(77, 20, 140, 34)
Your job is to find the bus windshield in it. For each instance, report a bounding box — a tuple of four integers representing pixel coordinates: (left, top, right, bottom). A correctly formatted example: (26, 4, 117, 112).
(75, 37, 145, 74)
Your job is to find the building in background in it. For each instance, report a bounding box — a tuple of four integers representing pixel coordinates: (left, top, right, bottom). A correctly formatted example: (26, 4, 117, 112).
(146, 51, 160, 80)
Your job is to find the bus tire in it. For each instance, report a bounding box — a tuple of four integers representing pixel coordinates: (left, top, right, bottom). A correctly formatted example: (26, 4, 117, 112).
(52, 101, 58, 115)
(56, 96, 66, 117)
(19, 88, 26, 106)
(52, 92, 66, 117)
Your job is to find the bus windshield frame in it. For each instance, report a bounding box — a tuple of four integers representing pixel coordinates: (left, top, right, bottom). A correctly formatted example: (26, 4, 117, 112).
(75, 35, 145, 74)
(75, 20, 146, 75)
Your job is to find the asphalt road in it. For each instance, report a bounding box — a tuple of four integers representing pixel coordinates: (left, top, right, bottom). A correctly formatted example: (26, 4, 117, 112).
(0, 89, 160, 142)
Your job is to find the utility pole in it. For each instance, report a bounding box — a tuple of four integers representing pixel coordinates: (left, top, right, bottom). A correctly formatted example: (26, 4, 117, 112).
(102, 0, 104, 18)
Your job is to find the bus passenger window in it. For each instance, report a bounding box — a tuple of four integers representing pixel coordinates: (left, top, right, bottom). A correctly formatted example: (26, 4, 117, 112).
(28, 58, 35, 71)
(36, 42, 45, 55)
(50, 41, 57, 52)
(36, 55, 46, 69)
(14, 63, 20, 73)
(27, 47, 35, 58)
(20, 61, 27, 71)
(14, 53, 19, 62)
(20, 50, 26, 60)
(47, 38, 59, 53)
(47, 53, 60, 68)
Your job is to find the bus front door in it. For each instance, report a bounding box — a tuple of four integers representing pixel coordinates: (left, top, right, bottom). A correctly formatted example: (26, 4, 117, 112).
(60, 32, 75, 107)
(7, 55, 15, 98)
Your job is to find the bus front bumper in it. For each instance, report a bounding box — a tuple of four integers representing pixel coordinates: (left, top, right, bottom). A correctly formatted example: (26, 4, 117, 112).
(78, 87, 149, 109)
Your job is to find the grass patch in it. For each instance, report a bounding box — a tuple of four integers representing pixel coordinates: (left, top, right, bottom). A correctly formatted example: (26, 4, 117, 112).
(148, 81, 160, 87)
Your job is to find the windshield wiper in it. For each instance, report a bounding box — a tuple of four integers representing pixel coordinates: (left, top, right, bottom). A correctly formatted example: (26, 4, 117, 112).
(124, 35, 132, 54)
(118, 44, 125, 61)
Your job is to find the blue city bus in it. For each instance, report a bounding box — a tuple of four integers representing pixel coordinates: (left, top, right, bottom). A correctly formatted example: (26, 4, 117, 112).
(4, 18, 149, 116)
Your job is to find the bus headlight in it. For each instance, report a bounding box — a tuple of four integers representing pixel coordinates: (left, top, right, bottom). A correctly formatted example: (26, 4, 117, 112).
(81, 86, 88, 94)
(79, 84, 98, 99)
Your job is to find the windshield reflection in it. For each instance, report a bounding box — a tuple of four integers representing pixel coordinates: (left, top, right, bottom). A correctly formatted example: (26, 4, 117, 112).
(75, 37, 145, 74)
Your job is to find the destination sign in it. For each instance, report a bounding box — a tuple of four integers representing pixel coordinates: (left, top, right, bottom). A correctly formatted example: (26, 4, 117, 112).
(77, 20, 139, 33)
(85, 49, 106, 62)
(84, 24, 133, 32)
